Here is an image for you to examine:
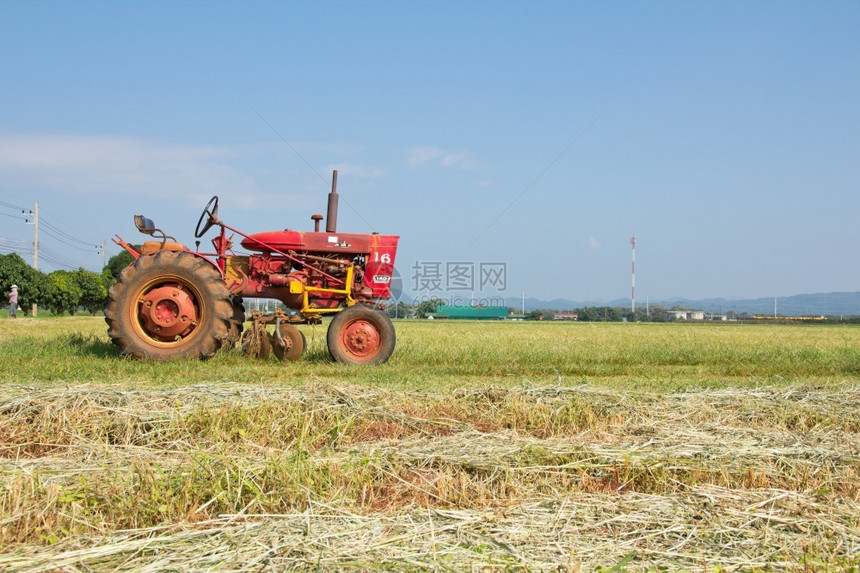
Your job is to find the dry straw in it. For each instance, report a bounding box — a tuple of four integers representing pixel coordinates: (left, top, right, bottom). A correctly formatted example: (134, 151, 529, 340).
(2, 383, 859, 570)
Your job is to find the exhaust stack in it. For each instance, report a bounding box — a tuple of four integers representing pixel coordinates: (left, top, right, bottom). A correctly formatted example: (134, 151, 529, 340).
(326, 170, 338, 233)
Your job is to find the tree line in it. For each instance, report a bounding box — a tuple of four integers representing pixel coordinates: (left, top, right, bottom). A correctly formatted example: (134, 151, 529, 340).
(386, 301, 724, 322)
(1, 250, 133, 316)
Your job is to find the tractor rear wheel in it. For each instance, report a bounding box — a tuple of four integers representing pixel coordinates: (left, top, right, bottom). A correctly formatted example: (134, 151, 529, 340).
(327, 305, 395, 365)
(104, 251, 233, 360)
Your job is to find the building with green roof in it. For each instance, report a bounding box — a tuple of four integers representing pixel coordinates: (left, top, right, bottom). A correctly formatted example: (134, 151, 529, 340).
(428, 305, 508, 320)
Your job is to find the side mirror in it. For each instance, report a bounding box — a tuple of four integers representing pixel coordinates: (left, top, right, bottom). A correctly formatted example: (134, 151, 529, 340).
(133, 215, 175, 244)
(134, 215, 157, 235)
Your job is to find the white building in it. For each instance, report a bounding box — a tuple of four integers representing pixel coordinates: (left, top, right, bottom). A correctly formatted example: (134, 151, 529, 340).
(667, 310, 705, 320)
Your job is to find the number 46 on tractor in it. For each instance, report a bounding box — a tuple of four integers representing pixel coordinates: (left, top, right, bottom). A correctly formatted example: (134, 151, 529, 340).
(105, 171, 399, 365)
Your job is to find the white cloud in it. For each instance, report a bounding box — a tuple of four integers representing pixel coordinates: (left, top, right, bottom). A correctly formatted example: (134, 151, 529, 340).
(588, 236, 602, 249)
(406, 146, 443, 167)
(0, 133, 263, 207)
(407, 145, 476, 169)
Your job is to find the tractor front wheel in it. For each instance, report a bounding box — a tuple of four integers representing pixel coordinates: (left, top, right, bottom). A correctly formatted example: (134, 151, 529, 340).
(327, 305, 395, 365)
(104, 251, 233, 360)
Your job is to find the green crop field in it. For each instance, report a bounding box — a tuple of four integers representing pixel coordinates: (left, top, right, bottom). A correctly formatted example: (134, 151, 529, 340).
(1, 317, 859, 571)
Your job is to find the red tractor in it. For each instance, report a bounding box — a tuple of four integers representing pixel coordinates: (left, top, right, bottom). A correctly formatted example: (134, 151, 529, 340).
(105, 171, 399, 365)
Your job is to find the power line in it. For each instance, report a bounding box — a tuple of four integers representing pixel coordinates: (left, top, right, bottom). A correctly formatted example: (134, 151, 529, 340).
(0, 188, 31, 208)
(2, 195, 116, 272)
(0, 237, 31, 247)
(469, 109, 606, 247)
(0, 245, 34, 256)
(0, 200, 28, 211)
(2, 233, 97, 272)
(40, 219, 100, 248)
(39, 245, 85, 270)
(0, 209, 27, 221)
(41, 216, 101, 245)
(8, 199, 102, 273)
(0, 237, 32, 258)
(40, 227, 101, 253)
(254, 111, 377, 232)
(4, 195, 102, 248)
(38, 255, 78, 271)
(39, 242, 97, 270)
(1, 244, 93, 272)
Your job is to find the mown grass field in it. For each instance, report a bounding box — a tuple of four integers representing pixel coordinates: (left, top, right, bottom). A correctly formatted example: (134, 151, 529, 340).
(1, 317, 859, 571)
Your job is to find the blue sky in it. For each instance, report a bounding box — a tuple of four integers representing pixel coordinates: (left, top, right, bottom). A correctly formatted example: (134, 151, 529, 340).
(1, 1, 858, 302)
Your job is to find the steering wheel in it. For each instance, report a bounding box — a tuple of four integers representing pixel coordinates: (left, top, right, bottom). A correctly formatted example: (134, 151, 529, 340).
(194, 196, 219, 238)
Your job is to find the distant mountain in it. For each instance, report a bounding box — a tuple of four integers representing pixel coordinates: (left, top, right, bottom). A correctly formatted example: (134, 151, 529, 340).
(505, 291, 860, 316)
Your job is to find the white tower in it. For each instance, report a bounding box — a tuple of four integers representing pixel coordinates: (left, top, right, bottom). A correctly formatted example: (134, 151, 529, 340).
(631, 235, 636, 313)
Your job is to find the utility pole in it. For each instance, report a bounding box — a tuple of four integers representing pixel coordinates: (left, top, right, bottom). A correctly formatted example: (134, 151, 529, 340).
(103, 239, 108, 269)
(33, 201, 38, 317)
(23, 202, 39, 316)
(630, 235, 636, 313)
(32, 201, 39, 271)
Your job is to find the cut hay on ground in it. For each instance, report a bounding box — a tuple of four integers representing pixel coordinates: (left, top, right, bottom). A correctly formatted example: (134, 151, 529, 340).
(2, 383, 859, 570)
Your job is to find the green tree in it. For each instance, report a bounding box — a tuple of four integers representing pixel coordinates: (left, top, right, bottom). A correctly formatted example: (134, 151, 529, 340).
(73, 269, 108, 315)
(385, 301, 411, 319)
(415, 298, 443, 318)
(46, 270, 83, 315)
(526, 308, 555, 321)
(575, 306, 630, 322)
(104, 249, 135, 282)
(101, 268, 114, 292)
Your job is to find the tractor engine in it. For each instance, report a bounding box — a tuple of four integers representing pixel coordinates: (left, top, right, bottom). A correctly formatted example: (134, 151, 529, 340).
(228, 228, 398, 312)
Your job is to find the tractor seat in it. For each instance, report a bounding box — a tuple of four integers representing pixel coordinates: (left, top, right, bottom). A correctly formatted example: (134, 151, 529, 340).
(140, 241, 187, 255)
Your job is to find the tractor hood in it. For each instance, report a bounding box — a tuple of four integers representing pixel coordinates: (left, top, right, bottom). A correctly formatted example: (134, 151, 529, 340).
(241, 230, 396, 256)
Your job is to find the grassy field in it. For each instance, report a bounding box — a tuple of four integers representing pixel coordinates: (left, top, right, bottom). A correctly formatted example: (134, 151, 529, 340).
(1, 317, 858, 571)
